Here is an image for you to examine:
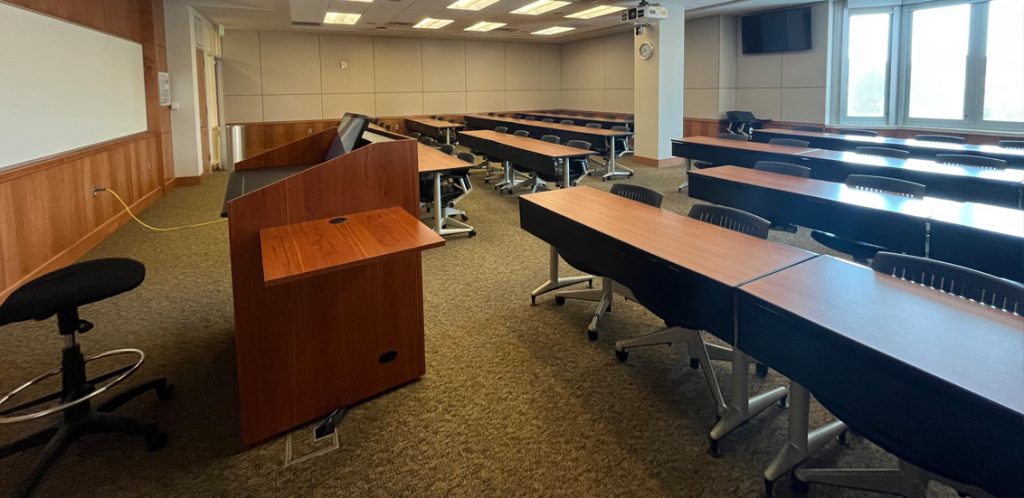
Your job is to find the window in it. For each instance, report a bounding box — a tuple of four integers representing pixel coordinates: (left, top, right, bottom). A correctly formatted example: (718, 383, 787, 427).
(836, 0, 1024, 132)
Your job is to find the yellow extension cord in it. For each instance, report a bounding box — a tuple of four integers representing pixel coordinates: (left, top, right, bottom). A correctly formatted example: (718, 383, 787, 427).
(95, 187, 226, 232)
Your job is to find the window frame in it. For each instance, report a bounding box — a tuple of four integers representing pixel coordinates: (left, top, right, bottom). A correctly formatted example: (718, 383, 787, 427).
(838, 6, 898, 125)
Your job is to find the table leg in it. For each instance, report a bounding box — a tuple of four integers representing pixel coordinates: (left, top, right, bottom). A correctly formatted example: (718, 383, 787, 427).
(562, 158, 570, 188)
(530, 246, 593, 305)
(678, 158, 691, 192)
(602, 136, 633, 180)
(708, 348, 788, 456)
(432, 172, 474, 237)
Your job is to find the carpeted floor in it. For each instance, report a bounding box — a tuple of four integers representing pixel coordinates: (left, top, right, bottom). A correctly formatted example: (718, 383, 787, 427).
(0, 155, 950, 497)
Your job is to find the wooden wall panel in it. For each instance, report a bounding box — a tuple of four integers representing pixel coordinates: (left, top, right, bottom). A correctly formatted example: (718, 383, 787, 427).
(0, 1, 171, 301)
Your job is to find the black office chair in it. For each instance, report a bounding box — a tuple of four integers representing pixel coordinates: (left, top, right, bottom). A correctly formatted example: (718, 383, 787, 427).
(523, 116, 536, 121)
(915, 134, 965, 144)
(726, 111, 770, 136)
(611, 125, 632, 156)
(841, 129, 878, 137)
(540, 135, 560, 144)
(494, 126, 508, 134)
(419, 136, 437, 147)
(409, 131, 422, 139)
(581, 123, 598, 129)
(439, 144, 456, 155)
(560, 119, 575, 125)
(0, 259, 172, 497)
(610, 184, 663, 207)
(935, 154, 1008, 169)
(795, 252, 1024, 498)
(688, 204, 771, 239)
(679, 133, 754, 192)
(512, 130, 529, 138)
(768, 138, 810, 148)
(541, 118, 555, 123)
(854, 146, 910, 158)
(754, 161, 812, 178)
(792, 125, 825, 132)
(998, 140, 1024, 148)
(811, 175, 926, 264)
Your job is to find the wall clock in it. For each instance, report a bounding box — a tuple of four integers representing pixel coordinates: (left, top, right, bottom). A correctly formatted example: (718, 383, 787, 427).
(639, 42, 655, 60)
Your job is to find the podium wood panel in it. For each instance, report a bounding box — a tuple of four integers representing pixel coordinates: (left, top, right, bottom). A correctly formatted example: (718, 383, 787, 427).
(234, 128, 337, 171)
(228, 139, 423, 444)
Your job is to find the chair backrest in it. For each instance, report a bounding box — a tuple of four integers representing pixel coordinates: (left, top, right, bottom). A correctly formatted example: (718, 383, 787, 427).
(611, 125, 630, 132)
(410, 131, 422, 139)
(845, 174, 926, 198)
(439, 144, 456, 155)
(998, 140, 1024, 149)
(871, 252, 1024, 314)
(768, 138, 810, 148)
(566, 139, 591, 150)
(854, 146, 911, 158)
(457, 152, 476, 163)
(725, 111, 743, 123)
(495, 126, 508, 134)
(541, 118, 555, 123)
(540, 134, 560, 144)
(717, 133, 748, 141)
(559, 119, 575, 125)
(523, 116, 536, 121)
(610, 184, 663, 208)
(418, 136, 432, 145)
(792, 125, 825, 132)
(754, 161, 812, 178)
(915, 134, 966, 144)
(935, 154, 1008, 169)
(842, 129, 878, 137)
(688, 204, 771, 239)
(513, 130, 529, 137)
(585, 123, 602, 129)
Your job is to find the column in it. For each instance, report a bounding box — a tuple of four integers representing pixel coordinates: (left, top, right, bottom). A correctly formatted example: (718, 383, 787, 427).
(633, 0, 685, 166)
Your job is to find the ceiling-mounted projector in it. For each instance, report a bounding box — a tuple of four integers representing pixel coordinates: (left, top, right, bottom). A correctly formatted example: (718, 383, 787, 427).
(620, 2, 668, 22)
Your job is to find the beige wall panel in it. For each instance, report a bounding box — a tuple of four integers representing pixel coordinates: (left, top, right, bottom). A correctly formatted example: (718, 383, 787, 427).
(780, 88, 826, 123)
(375, 92, 423, 116)
(719, 16, 738, 87)
(224, 95, 263, 123)
(603, 33, 634, 90)
(259, 32, 321, 95)
(222, 30, 261, 96)
(541, 45, 561, 90)
(466, 91, 505, 112)
(561, 89, 604, 111)
(781, 3, 829, 88)
(423, 92, 466, 114)
(422, 39, 466, 92)
(507, 90, 543, 111)
(373, 37, 423, 93)
(604, 89, 634, 113)
(320, 35, 375, 94)
(685, 89, 720, 119)
(542, 89, 561, 108)
(323, 93, 375, 118)
(505, 43, 542, 91)
(735, 88, 782, 120)
(736, 52, 782, 89)
(718, 88, 736, 116)
(466, 42, 505, 91)
(262, 95, 323, 121)
(685, 16, 721, 89)
(560, 38, 604, 90)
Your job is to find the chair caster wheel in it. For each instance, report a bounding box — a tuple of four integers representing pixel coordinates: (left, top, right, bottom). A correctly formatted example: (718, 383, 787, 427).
(790, 473, 809, 494)
(837, 429, 849, 445)
(779, 394, 789, 409)
(461, 214, 469, 221)
(615, 349, 628, 362)
(756, 364, 769, 378)
(468, 230, 477, 237)
(147, 431, 168, 452)
(764, 478, 776, 498)
(689, 358, 700, 370)
(587, 330, 598, 341)
(707, 439, 722, 458)
(555, 296, 566, 306)
(531, 296, 537, 306)
(156, 383, 175, 400)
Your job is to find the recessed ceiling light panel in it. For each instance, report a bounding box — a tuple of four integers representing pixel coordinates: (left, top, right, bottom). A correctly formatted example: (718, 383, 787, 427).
(413, 18, 455, 29)
(511, 0, 570, 15)
(324, 12, 362, 25)
(447, 0, 501, 11)
(464, 21, 508, 32)
(565, 5, 625, 19)
(531, 26, 575, 35)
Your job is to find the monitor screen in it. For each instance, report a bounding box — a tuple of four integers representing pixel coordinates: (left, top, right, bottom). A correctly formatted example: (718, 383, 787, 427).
(741, 7, 812, 54)
(325, 112, 370, 160)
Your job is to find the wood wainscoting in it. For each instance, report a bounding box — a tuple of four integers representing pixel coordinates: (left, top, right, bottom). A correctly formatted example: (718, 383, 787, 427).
(683, 118, 725, 137)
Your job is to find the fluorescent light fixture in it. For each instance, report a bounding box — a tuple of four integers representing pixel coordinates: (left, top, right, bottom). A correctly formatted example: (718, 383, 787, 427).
(323, 12, 361, 24)
(414, 18, 455, 29)
(447, 0, 501, 11)
(464, 21, 507, 32)
(565, 5, 625, 19)
(531, 26, 575, 35)
(346, 0, 373, 3)
(511, 0, 570, 15)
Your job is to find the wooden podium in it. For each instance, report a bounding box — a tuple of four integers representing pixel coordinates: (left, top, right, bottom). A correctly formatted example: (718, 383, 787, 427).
(226, 135, 443, 444)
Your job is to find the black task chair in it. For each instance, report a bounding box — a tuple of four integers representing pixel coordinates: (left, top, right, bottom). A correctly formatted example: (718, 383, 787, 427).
(726, 111, 771, 136)
(513, 130, 530, 137)
(559, 119, 575, 125)
(610, 184, 663, 207)
(523, 116, 536, 121)
(841, 129, 878, 137)
(540, 135, 560, 144)
(792, 125, 825, 132)
(541, 118, 555, 123)
(811, 175, 926, 264)
(0, 259, 172, 497)
(494, 126, 508, 134)
(679, 134, 752, 192)
(998, 140, 1024, 148)
(528, 140, 591, 192)
(915, 134, 965, 144)
(935, 154, 1008, 169)
(439, 144, 456, 155)
(585, 123, 602, 129)
(795, 252, 1024, 498)
(409, 131, 422, 139)
(611, 125, 632, 156)
(768, 138, 810, 148)
(754, 161, 812, 178)
(854, 146, 910, 158)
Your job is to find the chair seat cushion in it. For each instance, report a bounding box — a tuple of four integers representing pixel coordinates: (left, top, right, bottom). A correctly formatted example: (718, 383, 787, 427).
(0, 258, 145, 325)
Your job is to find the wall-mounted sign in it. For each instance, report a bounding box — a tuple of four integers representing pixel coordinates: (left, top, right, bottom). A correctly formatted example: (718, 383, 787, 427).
(158, 72, 171, 106)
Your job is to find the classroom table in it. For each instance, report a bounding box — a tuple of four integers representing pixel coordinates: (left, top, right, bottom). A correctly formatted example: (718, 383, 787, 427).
(672, 136, 1024, 207)
(465, 114, 634, 180)
(404, 117, 464, 144)
(737, 255, 1024, 498)
(687, 166, 1024, 283)
(512, 111, 633, 130)
(458, 129, 594, 193)
(752, 128, 1024, 167)
(417, 143, 475, 237)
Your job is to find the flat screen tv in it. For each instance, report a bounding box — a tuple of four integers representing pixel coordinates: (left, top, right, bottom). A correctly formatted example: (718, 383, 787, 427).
(741, 7, 812, 54)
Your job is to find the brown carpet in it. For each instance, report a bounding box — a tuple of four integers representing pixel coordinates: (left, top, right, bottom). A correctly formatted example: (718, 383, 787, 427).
(0, 156, 952, 497)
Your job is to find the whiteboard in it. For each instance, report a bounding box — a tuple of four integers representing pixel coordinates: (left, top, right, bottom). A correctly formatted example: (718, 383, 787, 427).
(0, 2, 147, 169)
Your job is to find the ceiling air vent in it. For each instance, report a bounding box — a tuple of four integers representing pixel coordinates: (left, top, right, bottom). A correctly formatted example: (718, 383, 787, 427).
(388, 21, 414, 26)
(291, 21, 321, 26)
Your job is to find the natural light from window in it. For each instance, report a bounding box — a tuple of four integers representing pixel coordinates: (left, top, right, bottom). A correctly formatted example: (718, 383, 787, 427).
(846, 13, 890, 117)
(983, 0, 1024, 122)
(907, 4, 970, 120)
